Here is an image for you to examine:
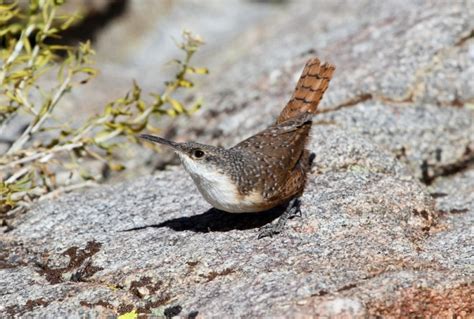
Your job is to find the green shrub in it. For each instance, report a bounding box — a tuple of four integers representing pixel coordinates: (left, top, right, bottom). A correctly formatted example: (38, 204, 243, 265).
(0, 1, 207, 214)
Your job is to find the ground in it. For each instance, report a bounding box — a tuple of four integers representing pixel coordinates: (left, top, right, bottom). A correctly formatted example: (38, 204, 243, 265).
(1, 1, 473, 318)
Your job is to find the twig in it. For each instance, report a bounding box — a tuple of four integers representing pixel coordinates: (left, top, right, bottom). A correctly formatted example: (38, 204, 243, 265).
(1, 25, 35, 74)
(0, 24, 36, 134)
(39, 180, 98, 201)
(1, 142, 84, 170)
(6, 167, 29, 183)
(5, 6, 61, 154)
(16, 89, 38, 116)
(7, 75, 72, 154)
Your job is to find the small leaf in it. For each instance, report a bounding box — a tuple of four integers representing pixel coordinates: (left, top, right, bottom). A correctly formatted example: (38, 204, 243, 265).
(0, 24, 22, 36)
(59, 13, 80, 30)
(189, 98, 203, 113)
(118, 310, 138, 319)
(22, 36, 32, 54)
(0, 105, 17, 113)
(77, 67, 97, 76)
(9, 69, 30, 80)
(168, 98, 185, 113)
(166, 109, 177, 117)
(187, 67, 209, 74)
(49, 44, 73, 51)
(178, 79, 193, 88)
(135, 100, 145, 112)
(109, 163, 125, 171)
(132, 80, 141, 101)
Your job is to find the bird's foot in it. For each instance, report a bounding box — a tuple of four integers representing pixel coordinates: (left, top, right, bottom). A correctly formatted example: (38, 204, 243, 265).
(258, 198, 301, 239)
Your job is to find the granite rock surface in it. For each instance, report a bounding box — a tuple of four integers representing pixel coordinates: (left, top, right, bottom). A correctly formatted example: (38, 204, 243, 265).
(1, 0, 473, 317)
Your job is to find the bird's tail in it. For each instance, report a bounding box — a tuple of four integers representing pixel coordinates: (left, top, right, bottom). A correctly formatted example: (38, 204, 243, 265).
(277, 58, 335, 124)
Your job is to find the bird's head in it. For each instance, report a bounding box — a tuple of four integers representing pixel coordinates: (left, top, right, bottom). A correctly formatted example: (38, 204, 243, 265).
(139, 134, 230, 178)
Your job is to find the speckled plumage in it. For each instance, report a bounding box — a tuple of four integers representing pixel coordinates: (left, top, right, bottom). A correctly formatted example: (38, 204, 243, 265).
(140, 58, 335, 213)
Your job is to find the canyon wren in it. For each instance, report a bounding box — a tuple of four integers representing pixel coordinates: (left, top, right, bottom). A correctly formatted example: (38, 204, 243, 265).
(140, 58, 335, 237)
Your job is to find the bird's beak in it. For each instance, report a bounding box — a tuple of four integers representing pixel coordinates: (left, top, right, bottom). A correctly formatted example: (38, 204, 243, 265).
(138, 134, 181, 151)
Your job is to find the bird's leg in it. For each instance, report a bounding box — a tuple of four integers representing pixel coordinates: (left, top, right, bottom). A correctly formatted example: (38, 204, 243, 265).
(258, 198, 301, 238)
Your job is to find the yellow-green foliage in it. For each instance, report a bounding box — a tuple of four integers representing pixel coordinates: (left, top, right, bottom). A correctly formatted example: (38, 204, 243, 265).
(117, 309, 138, 319)
(0, 1, 207, 213)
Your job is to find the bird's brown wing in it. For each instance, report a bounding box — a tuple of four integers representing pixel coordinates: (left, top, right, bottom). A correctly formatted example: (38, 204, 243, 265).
(266, 149, 313, 205)
(232, 113, 312, 199)
(277, 58, 335, 123)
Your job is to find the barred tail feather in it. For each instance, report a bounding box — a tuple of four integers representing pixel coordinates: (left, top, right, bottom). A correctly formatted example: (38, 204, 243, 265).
(277, 58, 335, 124)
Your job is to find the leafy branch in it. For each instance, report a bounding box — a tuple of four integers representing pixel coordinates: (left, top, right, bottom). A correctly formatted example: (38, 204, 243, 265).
(0, 1, 207, 214)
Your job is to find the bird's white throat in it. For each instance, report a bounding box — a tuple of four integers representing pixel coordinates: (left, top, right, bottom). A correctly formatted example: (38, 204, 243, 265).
(178, 154, 264, 213)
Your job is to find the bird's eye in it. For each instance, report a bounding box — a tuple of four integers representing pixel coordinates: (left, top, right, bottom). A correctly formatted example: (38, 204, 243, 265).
(193, 150, 205, 158)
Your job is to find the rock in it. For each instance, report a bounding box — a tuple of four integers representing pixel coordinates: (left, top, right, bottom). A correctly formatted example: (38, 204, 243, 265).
(67, 0, 280, 115)
(1, 0, 473, 317)
(316, 102, 473, 180)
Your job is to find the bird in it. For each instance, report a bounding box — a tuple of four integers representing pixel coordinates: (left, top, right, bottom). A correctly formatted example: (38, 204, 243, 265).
(140, 58, 335, 237)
